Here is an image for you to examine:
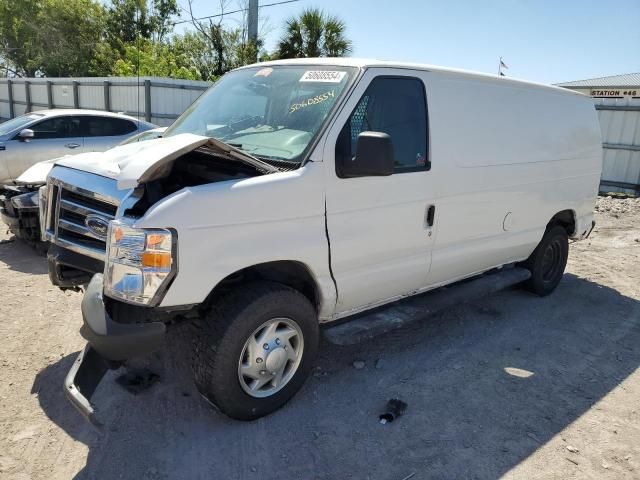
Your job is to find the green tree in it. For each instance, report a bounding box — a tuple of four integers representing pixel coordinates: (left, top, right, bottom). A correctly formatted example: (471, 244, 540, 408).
(88, 41, 122, 77)
(0, 0, 43, 76)
(149, 0, 179, 42)
(38, 0, 107, 77)
(106, 0, 148, 46)
(105, 0, 178, 50)
(0, 0, 106, 77)
(183, 0, 271, 78)
(276, 8, 351, 59)
(111, 39, 199, 80)
(171, 32, 219, 81)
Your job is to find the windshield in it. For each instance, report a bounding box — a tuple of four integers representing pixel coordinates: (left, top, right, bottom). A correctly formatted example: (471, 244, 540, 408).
(0, 113, 44, 137)
(164, 65, 357, 164)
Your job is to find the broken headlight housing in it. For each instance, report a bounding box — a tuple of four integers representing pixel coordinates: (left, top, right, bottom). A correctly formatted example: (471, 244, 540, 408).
(38, 185, 47, 240)
(10, 190, 39, 211)
(104, 220, 177, 306)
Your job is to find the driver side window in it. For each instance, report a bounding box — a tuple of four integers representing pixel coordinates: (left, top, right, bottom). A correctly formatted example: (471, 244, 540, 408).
(336, 76, 429, 173)
(29, 117, 82, 140)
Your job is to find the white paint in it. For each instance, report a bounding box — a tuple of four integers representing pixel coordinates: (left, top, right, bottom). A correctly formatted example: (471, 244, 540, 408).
(54, 60, 602, 322)
(560, 87, 640, 193)
(321, 68, 437, 313)
(14, 157, 61, 184)
(504, 367, 534, 378)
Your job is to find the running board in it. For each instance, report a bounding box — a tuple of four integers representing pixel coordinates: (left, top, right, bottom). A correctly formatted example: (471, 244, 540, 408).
(323, 267, 531, 346)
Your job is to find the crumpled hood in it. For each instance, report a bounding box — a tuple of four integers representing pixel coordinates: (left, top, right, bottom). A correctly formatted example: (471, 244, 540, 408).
(55, 133, 276, 190)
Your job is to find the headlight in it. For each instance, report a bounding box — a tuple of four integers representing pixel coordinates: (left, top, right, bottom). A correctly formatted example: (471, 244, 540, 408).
(104, 220, 177, 305)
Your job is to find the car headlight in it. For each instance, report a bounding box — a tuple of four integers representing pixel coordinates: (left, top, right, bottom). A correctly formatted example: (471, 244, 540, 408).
(104, 220, 177, 305)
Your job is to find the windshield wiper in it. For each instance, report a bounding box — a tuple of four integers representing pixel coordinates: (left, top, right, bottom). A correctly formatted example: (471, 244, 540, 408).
(214, 115, 264, 139)
(255, 153, 294, 163)
(223, 126, 286, 143)
(223, 144, 293, 168)
(204, 137, 280, 174)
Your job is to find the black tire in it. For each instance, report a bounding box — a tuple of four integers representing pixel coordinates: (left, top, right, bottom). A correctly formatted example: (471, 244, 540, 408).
(191, 281, 319, 420)
(521, 225, 569, 296)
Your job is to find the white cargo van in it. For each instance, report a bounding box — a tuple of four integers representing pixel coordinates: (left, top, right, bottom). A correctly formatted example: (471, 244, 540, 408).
(45, 59, 602, 423)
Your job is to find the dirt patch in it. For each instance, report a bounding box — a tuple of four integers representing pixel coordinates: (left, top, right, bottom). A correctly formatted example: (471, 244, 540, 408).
(596, 195, 640, 218)
(0, 197, 639, 480)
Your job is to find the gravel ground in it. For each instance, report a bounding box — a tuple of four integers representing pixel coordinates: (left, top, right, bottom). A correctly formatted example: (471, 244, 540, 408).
(0, 196, 639, 480)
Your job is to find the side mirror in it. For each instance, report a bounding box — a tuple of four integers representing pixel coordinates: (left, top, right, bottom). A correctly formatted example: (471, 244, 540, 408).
(337, 131, 395, 178)
(18, 129, 34, 141)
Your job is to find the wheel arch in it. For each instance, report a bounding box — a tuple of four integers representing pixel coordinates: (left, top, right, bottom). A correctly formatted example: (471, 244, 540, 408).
(204, 260, 323, 313)
(548, 209, 576, 236)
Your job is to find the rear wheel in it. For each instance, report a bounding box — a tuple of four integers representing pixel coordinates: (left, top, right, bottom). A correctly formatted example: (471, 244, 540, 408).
(191, 281, 319, 420)
(521, 225, 569, 296)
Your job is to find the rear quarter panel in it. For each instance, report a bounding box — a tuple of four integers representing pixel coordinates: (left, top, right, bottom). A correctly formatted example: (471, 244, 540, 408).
(424, 71, 601, 285)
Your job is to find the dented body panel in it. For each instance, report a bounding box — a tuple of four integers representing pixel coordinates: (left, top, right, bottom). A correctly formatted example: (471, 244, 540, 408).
(43, 59, 601, 321)
(46, 59, 604, 423)
(135, 162, 336, 317)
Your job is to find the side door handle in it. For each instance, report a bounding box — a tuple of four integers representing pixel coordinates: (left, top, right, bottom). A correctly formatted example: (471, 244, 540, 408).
(425, 205, 436, 227)
(65, 143, 81, 149)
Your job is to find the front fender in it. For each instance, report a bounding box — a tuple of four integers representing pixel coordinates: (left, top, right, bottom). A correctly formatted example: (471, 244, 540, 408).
(134, 162, 336, 319)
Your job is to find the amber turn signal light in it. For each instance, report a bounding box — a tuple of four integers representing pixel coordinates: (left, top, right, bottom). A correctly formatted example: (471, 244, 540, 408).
(141, 251, 172, 268)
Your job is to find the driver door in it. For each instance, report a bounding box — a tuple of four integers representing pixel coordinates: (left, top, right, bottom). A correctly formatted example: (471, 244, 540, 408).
(7, 116, 84, 179)
(323, 69, 438, 316)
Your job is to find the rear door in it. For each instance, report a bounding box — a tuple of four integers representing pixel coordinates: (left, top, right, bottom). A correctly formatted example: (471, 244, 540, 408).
(324, 69, 438, 315)
(82, 116, 139, 152)
(6, 115, 84, 179)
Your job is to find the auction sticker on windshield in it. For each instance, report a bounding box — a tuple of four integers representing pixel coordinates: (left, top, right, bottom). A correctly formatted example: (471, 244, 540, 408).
(300, 71, 347, 83)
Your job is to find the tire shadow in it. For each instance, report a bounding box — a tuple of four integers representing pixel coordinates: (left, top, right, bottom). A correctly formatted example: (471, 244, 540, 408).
(32, 274, 640, 480)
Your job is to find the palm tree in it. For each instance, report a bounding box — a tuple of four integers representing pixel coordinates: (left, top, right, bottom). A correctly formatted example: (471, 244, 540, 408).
(276, 8, 352, 59)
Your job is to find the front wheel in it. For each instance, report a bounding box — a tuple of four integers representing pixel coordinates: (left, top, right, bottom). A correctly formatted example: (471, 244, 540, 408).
(191, 281, 319, 420)
(521, 225, 569, 296)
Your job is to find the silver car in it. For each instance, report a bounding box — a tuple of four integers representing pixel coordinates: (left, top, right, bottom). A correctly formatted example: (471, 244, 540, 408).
(0, 127, 164, 247)
(0, 109, 155, 184)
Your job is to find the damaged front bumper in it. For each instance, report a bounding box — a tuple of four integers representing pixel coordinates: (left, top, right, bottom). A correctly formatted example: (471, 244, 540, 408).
(0, 187, 42, 243)
(64, 344, 112, 427)
(65, 274, 166, 426)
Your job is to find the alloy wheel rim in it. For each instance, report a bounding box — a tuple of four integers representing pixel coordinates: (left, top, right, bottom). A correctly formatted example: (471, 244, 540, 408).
(237, 317, 304, 398)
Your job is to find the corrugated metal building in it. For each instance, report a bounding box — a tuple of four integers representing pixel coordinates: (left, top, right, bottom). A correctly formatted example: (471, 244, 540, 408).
(557, 73, 640, 194)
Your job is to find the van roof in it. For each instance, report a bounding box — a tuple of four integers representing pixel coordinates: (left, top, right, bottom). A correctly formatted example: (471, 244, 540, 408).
(240, 57, 584, 98)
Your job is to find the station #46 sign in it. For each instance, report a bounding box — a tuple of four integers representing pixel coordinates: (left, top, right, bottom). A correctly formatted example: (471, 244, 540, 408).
(590, 88, 639, 99)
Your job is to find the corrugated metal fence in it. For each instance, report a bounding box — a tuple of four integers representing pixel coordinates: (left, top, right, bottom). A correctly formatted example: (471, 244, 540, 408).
(594, 99, 640, 194)
(0, 77, 211, 126)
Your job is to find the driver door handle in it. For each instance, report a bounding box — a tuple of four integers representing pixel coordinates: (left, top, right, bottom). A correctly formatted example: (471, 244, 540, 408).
(65, 143, 81, 149)
(425, 205, 436, 227)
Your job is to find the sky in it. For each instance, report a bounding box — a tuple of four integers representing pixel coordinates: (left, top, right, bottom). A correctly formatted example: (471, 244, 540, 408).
(176, 0, 640, 85)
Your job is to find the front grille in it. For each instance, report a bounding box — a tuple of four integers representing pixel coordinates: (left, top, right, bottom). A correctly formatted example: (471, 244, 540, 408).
(44, 169, 122, 261)
(61, 189, 117, 216)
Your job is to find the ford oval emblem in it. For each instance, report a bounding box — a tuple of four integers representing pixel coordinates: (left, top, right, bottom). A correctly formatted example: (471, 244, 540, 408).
(85, 214, 110, 240)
